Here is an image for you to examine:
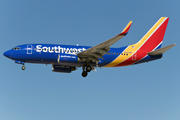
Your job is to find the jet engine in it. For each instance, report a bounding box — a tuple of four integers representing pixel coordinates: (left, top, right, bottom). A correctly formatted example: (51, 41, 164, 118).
(58, 55, 81, 63)
(52, 65, 76, 73)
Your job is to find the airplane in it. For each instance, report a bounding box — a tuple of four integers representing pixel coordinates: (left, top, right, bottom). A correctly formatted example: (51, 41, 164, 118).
(3, 17, 176, 77)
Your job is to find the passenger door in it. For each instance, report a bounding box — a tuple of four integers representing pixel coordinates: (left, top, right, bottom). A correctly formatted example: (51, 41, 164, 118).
(27, 44, 32, 54)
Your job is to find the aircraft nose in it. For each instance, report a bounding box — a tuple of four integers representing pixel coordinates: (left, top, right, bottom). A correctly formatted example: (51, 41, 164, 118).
(3, 50, 11, 58)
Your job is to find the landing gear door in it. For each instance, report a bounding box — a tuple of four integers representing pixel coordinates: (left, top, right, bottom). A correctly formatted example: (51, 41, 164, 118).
(27, 45, 32, 54)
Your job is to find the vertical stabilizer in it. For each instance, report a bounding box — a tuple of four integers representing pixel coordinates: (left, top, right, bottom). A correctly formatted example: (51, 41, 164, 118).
(135, 17, 169, 52)
(114, 17, 170, 67)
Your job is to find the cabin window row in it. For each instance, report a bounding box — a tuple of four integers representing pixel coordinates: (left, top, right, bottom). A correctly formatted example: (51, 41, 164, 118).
(108, 52, 129, 56)
(34, 48, 129, 55)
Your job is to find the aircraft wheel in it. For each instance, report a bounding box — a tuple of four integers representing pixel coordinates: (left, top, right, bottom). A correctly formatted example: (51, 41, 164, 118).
(86, 66, 91, 72)
(82, 71, 88, 77)
(22, 66, 26, 70)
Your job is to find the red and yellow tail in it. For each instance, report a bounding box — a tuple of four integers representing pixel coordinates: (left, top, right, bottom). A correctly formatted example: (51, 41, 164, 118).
(105, 17, 169, 67)
(134, 17, 169, 52)
(116, 17, 169, 67)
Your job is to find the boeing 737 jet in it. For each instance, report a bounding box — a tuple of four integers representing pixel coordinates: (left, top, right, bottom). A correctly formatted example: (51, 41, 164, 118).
(3, 17, 176, 77)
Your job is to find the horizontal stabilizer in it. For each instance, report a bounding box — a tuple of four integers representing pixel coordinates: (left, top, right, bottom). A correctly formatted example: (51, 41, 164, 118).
(148, 44, 176, 55)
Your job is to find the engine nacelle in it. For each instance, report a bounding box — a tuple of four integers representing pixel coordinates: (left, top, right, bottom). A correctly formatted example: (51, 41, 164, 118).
(52, 65, 76, 73)
(58, 55, 80, 63)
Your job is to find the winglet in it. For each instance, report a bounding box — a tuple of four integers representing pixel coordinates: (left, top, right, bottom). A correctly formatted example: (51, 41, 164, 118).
(118, 21, 132, 36)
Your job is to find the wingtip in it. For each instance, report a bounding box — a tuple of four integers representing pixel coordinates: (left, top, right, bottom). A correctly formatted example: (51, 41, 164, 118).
(118, 21, 132, 36)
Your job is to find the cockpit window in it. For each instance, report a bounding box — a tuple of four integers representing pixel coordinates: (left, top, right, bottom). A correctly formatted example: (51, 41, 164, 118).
(12, 47, 20, 50)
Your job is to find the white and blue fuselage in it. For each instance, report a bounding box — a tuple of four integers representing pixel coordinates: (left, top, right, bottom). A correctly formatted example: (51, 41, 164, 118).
(3, 17, 175, 77)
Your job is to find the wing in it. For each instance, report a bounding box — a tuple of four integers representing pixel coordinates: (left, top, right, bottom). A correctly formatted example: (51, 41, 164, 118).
(78, 21, 132, 63)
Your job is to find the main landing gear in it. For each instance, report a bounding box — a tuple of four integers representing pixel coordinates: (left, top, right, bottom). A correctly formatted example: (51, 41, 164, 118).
(82, 65, 92, 77)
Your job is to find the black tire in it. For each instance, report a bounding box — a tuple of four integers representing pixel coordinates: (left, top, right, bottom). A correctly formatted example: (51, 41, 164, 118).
(86, 66, 91, 72)
(82, 71, 88, 77)
(22, 66, 26, 70)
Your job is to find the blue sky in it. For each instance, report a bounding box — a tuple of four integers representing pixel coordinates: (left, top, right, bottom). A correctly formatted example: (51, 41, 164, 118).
(0, 0, 179, 120)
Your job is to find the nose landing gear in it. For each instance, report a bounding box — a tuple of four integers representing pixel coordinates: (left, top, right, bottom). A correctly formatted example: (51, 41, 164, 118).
(21, 66, 26, 70)
(15, 60, 26, 71)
